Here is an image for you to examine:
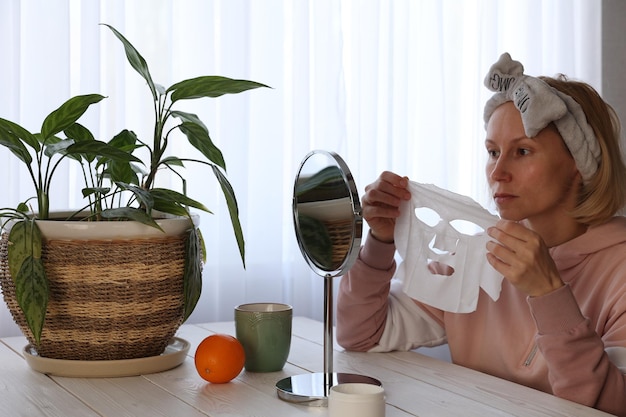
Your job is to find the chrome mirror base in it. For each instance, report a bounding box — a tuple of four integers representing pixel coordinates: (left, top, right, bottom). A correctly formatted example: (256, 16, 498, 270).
(276, 372, 382, 407)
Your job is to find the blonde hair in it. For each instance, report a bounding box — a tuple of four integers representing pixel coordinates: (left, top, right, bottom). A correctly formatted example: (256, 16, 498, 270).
(540, 75, 626, 226)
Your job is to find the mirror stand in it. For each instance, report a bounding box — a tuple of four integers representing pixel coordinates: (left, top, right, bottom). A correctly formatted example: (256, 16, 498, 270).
(276, 150, 381, 407)
(276, 274, 381, 407)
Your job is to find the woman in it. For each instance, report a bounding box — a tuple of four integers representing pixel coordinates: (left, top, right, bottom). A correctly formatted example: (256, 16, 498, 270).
(336, 53, 626, 416)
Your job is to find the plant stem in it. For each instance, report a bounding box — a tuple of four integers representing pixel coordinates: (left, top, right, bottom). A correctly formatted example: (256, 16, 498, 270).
(37, 190, 49, 220)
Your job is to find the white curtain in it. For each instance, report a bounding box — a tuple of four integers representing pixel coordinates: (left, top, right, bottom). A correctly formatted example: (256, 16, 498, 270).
(0, 0, 601, 336)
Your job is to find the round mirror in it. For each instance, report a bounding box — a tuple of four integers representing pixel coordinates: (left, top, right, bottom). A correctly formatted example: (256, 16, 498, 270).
(292, 150, 362, 277)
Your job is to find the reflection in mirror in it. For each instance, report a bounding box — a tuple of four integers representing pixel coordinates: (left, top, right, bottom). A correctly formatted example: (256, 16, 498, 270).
(293, 151, 361, 277)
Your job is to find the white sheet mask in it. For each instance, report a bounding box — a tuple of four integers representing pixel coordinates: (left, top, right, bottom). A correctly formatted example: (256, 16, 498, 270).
(394, 182, 503, 313)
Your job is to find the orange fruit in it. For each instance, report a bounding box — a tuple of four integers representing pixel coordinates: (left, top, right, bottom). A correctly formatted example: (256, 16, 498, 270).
(194, 334, 246, 383)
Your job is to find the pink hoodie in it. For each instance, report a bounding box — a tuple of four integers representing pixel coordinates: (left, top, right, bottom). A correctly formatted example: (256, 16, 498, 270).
(337, 217, 626, 416)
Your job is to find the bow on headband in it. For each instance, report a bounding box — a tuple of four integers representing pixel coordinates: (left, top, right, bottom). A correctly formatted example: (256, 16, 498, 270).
(483, 53, 601, 182)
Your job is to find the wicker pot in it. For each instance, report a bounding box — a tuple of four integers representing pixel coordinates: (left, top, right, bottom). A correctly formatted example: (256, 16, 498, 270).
(0, 214, 198, 361)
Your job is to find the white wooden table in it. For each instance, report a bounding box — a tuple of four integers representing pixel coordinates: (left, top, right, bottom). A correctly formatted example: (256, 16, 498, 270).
(0, 317, 614, 416)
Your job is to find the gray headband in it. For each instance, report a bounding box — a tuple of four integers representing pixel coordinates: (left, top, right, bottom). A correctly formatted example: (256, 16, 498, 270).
(483, 53, 601, 182)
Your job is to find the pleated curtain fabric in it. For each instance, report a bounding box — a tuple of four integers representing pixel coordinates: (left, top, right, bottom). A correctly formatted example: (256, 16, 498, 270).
(0, 0, 601, 336)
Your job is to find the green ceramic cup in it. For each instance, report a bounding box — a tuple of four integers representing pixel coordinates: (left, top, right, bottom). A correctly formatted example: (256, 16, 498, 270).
(234, 303, 293, 372)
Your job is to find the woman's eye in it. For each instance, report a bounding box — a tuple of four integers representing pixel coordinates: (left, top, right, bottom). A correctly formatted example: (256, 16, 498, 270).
(518, 148, 531, 156)
(487, 149, 499, 158)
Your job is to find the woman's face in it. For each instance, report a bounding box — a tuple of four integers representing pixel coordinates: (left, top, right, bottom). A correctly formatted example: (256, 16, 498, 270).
(485, 102, 581, 226)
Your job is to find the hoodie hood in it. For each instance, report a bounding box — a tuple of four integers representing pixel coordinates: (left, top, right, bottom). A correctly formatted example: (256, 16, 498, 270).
(550, 216, 626, 274)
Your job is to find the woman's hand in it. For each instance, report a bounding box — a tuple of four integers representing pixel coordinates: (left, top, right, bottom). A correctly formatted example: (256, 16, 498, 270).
(486, 220, 564, 297)
(361, 171, 411, 243)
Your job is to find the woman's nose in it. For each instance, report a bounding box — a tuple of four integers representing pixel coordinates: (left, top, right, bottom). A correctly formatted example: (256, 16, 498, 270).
(488, 157, 511, 182)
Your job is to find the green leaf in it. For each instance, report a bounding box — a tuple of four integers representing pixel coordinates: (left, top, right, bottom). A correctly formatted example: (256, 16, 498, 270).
(44, 139, 75, 158)
(8, 220, 48, 344)
(155, 83, 166, 96)
(161, 156, 185, 167)
(108, 129, 140, 152)
(150, 200, 191, 217)
(177, 122, 226, 171)
(64, 123, 97, 162)
(150, 188, 210, 213)
(15, 255, 48, 344)
(81, 187, 111, 198)
(66, 139, 142, 164)
(168, 76, 269, 102)
(0, 118, 40, 151)
(0, 133, 33, 165)
(36, 133, 63, 146)
(197, 228, 207, 263)
(101, 24, 158, 102)
(0, 119, 36, 164)
(115, 182, 154, 210)
(99, 130, 143, 184)
(64, 122, 96, 143)
(7, 220, 41, 281)
(99, 207, 163, 231)
(182, 227, 203, 322)
(211, 166, 245, 268)
(41, 94, 105, 139)
(170, 110, 208, 131)
(66, 139, 143, 186)
(107, 160, 140, 185)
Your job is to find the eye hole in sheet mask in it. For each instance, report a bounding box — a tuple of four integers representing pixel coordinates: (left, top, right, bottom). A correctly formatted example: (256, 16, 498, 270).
(414, 207, 441, 227)
(449, 219, 485, 236)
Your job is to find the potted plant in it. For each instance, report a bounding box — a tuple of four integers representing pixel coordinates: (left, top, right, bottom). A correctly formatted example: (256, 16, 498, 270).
(0, 24, 268, 361)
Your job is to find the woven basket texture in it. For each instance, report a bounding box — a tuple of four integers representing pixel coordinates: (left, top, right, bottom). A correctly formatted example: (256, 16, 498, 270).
(0, 232, 188, 361)
(326, 219, 353, 268)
